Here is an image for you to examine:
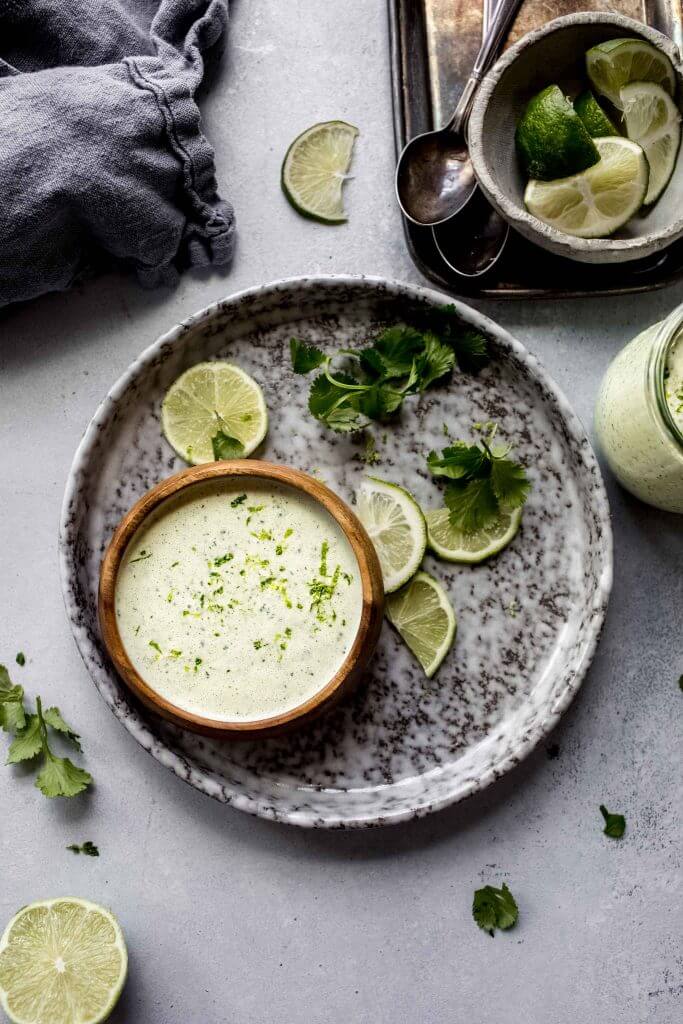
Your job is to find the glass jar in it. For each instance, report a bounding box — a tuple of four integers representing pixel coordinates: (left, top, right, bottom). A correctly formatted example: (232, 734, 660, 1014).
(595, 304, 683, 513)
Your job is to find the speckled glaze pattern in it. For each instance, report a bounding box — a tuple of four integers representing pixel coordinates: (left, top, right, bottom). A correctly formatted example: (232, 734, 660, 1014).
(59, 277, 612, 827)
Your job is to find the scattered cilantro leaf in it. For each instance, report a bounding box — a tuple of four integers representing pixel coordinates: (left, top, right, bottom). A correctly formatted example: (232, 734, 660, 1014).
(412, 333, 456, 391)
(472, 883, 519, 937)
(356, 382, 404, 421)
(230, 494, 247, 508)
(67, 841, 99, 856)
(365, 326, 423, 378)
(36, 755, 92, 799)
(290, 338, 326, 374)
(211, 431, 245, 461)
(0, 665, 26, 733)
(429, 424, 530, 533)
(678, 674, 683, 692)
(308, 373, 366, 433)
(359, 433, 381, 466)
(600, 804, 626, 839)
(436, 306, 490, 374)
(42, 707, 83, 753)
(15, 652, 25, 666)
(6, 714, 42, 763)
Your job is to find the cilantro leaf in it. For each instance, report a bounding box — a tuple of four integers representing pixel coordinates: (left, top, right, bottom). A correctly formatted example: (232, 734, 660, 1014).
(290, 338, 326, 374)
(0, 666, 26, 733)
(308, 373, 366, 433)
(600, 804, 626, 839)
(412, 333, 456, 391)
(368, 325, 423, 377)
(36, 755, 92, 798)
(356, 383, 404, 421)
(678, 674, 683, 692)
(211, 431, 245, 461)
(472, 883, 519, 936)
(6, 714, 42, 763)
(358, 347, 388, 379)
(450, 327, 490, 374)
(67, 841, 99, 856)
(490, 457, 531, 508)
(42, 707, 83, 753)
(427, 443, 486, 480)
(445, 478, 499, 533)
(15, 652, 25, 666)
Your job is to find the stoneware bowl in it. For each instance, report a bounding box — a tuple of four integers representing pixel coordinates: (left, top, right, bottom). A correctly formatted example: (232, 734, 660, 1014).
(98, 460, 385, 740)
(469, 12, 683, 264)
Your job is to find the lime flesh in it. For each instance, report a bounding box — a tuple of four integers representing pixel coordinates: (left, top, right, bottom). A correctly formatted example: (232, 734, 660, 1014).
(425, 506, 522, 564)
(385, 570, 456, 677)
(621, 81, 681, 204)
(355, 477, 426, 594)
(524, 135, 649, 238)
(0, 898, 128, 1024)
(281, 121, 358, 223)
(586, 38, 676, 110)
(515, 84, 599, 180)
(161, 361, 268, 464)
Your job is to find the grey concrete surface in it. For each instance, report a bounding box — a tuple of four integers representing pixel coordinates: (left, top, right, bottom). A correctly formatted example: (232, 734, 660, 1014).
(1, 2, 681, 1022)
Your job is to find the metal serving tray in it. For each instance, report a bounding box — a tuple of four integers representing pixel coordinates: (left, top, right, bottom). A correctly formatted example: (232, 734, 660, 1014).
(389, 0, 683, 298)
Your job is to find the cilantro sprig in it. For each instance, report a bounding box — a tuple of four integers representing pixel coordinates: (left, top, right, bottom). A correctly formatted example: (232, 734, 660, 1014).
(472, 883, 519, 937)
(290, 312, 489, 434)
(67, 841, 99, 856)
(599, 804, 626, 839)
(0, 664, 92, 798)
(428, 423, 530, 533)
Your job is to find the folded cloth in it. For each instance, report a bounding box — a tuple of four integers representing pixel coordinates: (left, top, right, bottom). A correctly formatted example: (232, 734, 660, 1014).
(0, 0, 234, 306)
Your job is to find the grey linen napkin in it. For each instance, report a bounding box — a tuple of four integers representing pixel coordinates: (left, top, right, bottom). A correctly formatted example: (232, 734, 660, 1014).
(0, 0, 235, 306)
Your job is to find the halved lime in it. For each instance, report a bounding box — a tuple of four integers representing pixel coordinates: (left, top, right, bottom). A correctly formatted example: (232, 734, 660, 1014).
(524, 136, 649, 238)
(425, 506, 522, 564)
(621, 81, 681, 204)
(515, 85, 599, 180)
(586, 38, 675, 110)
(281, 121, 358, 223)
(0, 898, 128, 1024)
(355, 477, 426, 593)
(162, 361, 268, 464)
(385, 570, 456, 677)
(573, 90, 620, 138)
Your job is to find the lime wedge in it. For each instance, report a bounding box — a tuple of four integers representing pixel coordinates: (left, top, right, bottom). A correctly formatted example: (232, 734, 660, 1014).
(385, 570, 456, 677)
(621, 81, 681, 204)
(586, 38, 675, 110)
(162, 362, 268, 464)
(0, 898, 128, 1024)
(515, 85, 599, 180)
(524, 136, 649, 238)
(355, 477, 426, 593)
(425, 506, 522, 564)
(573, 90, 620, 138)
(281, 121, 358, 223)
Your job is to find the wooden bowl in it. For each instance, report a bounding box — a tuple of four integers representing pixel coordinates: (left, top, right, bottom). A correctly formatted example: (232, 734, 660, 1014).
(469, 13, 683, 264)
(98, 461, 384, 740)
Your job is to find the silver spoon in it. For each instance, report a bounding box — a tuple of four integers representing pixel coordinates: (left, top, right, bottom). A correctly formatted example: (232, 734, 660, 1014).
(395, 0, 523, 227)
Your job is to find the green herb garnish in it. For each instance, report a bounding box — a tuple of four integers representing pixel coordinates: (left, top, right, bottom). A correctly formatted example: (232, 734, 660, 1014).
(148, 640, 162, 655)
(212, 430, 245, 461)
(129, 549, 152, 564)
(67, 841, 99, 857)
(472, 883, 519, 937)
(15, 652, 25, 667)
(290, 316, 488, 434)
(428, 423, 530, 533)
(599, 804, 626, 839)
(5, 688, 91, 798)
(231, 494, 247, 508)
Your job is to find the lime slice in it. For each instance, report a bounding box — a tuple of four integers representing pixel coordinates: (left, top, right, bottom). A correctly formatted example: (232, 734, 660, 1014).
(586, 38, 675, 110)
(425, 506, 522, 564)
(620, 81, 681, 204)
(515, 85, 599, 180)
(573, 90, 620, 138)
(0, 897, 128, 1024)
(281, 121, 358, 223)
(385, 570, 456, 677)
(355, 477, 426, 593)
(524, 136, 649, 238)
(162, 361, 268, 464)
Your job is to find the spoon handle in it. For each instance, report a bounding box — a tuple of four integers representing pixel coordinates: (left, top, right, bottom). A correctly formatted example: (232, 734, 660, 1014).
(447, 0, 523, 133)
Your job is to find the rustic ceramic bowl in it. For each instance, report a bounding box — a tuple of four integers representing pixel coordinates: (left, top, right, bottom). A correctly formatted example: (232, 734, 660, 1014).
(98, 461, 385, 740)
(469, 12, 683, 264)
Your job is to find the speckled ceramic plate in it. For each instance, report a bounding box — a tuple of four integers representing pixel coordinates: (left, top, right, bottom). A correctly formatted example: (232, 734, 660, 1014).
(59, 277, 612, 827)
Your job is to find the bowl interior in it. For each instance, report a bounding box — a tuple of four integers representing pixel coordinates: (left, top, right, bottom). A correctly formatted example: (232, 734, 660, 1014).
(480, 21, 683, 242)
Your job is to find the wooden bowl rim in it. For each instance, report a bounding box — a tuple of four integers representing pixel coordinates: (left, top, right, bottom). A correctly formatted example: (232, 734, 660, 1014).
(98, 461, 384, 738)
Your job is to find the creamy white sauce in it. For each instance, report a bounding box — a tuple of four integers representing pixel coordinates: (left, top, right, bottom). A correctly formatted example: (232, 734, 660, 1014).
(115, 480, 363, 722)
(595, 321, 683, 513)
